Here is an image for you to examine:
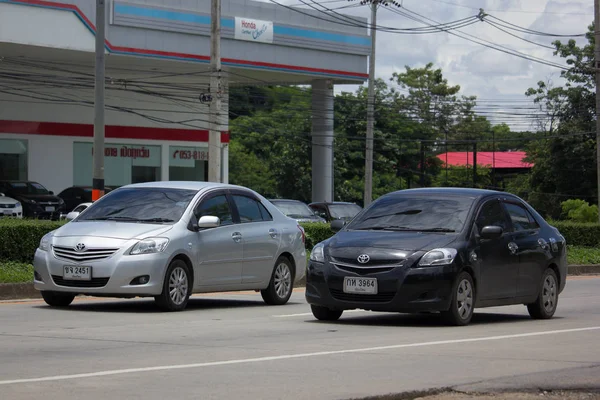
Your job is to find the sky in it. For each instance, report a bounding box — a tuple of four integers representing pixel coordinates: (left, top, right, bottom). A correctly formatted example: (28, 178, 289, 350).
(270, 0, 593, 131)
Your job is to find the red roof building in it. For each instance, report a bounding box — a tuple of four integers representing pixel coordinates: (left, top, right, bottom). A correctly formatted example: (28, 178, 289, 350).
(436, 151, 533, 169)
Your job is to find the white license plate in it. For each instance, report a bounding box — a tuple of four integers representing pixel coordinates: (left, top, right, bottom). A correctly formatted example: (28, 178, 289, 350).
(63, 266, 91, 281)
(343, 277, 378, 294)
(3, 210, 12, 215)
(45, 206, 55, 212)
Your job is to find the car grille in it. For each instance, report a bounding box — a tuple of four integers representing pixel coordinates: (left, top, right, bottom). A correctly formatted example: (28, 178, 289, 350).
(329, 288, 396, 303)
(52, 246, 119, 262)
(330, 256, 403, 267)
(51, 275, 110, 288)
(333, 265, 395, 275)
(0, 204, 16, 209)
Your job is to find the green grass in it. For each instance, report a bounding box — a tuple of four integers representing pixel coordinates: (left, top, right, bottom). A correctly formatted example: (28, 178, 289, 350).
(0, 247, 598, 284)
(0, 262, 33, 284)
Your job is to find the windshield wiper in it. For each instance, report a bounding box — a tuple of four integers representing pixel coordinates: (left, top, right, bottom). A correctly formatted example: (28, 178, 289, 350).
(138, 218, 174, 223)
(86, 216, 142, 222)
(356, 226, 416, 231)
(419, 228, 456, 233)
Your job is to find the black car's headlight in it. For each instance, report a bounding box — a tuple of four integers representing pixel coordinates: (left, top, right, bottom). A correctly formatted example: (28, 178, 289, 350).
(310, 242, 325, 263)
(418, 248, 457, 267)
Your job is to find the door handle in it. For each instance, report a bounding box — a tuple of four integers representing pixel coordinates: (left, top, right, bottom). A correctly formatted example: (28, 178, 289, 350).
(508, 242, 518, 255)
(269, 229, 278, 239)
(231, 232, 242, 243)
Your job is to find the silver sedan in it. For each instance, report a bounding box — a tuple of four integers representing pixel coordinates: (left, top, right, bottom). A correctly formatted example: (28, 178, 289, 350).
(33, 181, 307, 311)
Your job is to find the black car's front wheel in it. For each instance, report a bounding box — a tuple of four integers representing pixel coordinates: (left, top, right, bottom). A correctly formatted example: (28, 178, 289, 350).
(442, 271, 475, 326)
(311, 305, 343, 321)
(527, 268, 558, 319)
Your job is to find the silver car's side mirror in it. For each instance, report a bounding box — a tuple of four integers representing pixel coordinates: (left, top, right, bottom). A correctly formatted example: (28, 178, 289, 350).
(197, 215, 220, 229)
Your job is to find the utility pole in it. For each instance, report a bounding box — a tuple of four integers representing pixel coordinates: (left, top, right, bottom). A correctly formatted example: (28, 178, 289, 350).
(595, 0, 600, 222)
(92, 0, 105, 201)
(208, 0, 222, 182)
(364, 0, 377, 206)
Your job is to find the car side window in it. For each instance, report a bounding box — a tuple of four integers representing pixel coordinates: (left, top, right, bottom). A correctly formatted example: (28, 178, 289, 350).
(258, 202, 273, 221)
(504, 202, 539, 231)
(475, 200, 509, 232)
(233, 195, 264, 223)
(195, 195, 233, 226)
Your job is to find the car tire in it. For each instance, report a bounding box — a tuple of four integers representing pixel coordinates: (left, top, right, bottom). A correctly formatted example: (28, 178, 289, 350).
(154, 260, 191, 312)
(41, 291, 75, 307)
(261, 256, 294, 305)
(527, 268, 558, 320)
(310, 305, 343, 321)
(442, 271, 475, 326)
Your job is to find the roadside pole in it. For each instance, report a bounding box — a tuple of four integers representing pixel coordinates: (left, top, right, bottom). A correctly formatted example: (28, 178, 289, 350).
(208, 0, 222, 182)
(92, 0, 106, 201)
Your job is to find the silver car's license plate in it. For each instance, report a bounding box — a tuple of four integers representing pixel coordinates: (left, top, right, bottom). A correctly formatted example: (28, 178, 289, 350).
(63, 266, 91, 281)
(343, 277, 377, 294)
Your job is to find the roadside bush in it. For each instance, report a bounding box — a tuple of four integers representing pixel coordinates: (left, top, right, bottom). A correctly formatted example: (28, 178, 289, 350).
(300, 222, 335, 249)
(560, 199, 598, 223)
(550, 221, 600, 248)
(0, 219, 65, 263)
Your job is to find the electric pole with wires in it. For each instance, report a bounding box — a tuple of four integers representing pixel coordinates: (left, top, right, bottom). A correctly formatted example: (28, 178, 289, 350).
(350, 0, 401, 206)
(595, 0, 600, 222)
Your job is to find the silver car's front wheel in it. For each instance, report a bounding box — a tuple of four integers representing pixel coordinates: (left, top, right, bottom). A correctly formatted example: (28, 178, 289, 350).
(261, 256, 294, 305)
(155, 260, 191, 312)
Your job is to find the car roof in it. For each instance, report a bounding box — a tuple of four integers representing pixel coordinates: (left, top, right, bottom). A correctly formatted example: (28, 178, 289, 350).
(309, 201, 359, 206)
(385, 187, 504, 198)
(122, 181, 250, 192)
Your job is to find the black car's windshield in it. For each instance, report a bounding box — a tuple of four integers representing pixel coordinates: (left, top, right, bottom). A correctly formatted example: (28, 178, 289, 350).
(345, 195, 474, 233)
(329, 204, 362, 220)
(272, 201, 314, 218)
(7, 182, 50, 195)
(78, 188, 197, 224)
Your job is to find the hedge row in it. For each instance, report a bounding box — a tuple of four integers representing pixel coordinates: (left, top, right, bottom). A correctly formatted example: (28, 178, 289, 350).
(0, 219, 598, 265)
(0, 219, 65, 263)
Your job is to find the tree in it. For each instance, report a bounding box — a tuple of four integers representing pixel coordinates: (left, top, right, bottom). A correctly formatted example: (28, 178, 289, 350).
(523, 22, 597, 218)
(228, 141, 276, 197)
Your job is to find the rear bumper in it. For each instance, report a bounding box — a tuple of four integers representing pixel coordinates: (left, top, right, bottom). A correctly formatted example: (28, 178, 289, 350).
(305, 260, 456, 312)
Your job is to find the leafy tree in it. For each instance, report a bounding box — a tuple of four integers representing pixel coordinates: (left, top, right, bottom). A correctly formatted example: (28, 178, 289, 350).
(228, 141, 276, 197)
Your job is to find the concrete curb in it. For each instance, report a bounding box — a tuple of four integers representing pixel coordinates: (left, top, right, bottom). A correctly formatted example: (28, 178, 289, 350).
(1, 265, 598, 301)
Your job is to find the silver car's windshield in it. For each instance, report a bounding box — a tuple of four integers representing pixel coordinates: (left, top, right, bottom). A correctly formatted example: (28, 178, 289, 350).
(77, 187, 197, 224)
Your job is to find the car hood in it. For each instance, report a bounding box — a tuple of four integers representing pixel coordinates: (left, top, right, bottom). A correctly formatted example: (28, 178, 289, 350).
(0, 197, 18, 205)
(53, 221, 174, 240)
(9, 193, 61, 202)
(327, 230, 458, 254)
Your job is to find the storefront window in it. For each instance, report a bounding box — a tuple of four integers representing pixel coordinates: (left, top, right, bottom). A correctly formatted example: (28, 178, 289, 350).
(0, 139, 28, 180)
(73, 142, 161, 187)
(169, 146, 208, 181)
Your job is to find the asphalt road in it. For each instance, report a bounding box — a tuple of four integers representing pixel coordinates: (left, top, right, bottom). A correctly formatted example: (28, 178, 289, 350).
(1, 277, 599, 400)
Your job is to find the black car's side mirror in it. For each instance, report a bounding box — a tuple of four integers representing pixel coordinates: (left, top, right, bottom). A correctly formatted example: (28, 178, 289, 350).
(330, 219, 346, 232)
(480, 225, 503, 239)
(49, 191, 54, 195)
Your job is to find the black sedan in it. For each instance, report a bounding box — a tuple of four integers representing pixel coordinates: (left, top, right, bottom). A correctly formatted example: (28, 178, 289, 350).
(57, 185, 114, 213)
(0, 180, 65, 220)
(305, 188, 567, 326)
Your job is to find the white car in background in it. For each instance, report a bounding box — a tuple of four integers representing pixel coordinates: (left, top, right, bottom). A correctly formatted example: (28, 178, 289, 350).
(0, 193, 23, 218)
(64, 202, 92, 221)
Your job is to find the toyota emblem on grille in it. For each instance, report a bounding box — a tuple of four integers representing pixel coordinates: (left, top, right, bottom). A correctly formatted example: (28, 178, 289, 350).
(74, 243, 86, 252)
(357, 254, 370, 264)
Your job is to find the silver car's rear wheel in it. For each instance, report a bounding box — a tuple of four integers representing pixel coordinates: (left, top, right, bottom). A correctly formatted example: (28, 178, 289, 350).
(261, 256, 294, 305)
(155, 260, 191, 312)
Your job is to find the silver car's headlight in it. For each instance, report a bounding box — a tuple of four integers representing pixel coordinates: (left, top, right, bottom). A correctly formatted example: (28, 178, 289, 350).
(39, 232, 53, 251)
(418, 248, 457, 267)
(130, 238, 169, 255)
(310, 242, 325, 263)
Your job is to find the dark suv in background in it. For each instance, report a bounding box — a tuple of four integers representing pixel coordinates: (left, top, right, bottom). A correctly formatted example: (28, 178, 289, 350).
(0, 180, 65, 220)
(57, 186, 114, 213)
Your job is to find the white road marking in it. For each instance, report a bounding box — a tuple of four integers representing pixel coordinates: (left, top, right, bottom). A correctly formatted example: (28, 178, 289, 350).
(273, 309, 367, 318)
(1, 326, 598, 386)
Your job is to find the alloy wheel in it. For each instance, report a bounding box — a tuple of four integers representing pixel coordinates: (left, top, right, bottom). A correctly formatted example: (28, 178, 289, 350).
(169, 266, 189, 306)
(274, 262, 292, 299)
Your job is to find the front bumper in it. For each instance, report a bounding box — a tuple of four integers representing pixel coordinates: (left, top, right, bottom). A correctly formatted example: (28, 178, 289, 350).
(23, 204, 65, 220)
(305, 260, 456, 313)
(33, 247, 170, 297)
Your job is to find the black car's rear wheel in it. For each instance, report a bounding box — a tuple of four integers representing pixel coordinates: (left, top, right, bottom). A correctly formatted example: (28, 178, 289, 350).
(41, 291, 75, 307)
(310, 305, 343, 321)
(442, 271, 475, 326)
(527, 268, 558, 319)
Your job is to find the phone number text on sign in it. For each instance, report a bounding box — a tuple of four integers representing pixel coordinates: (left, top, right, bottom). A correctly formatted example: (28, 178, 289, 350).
(174, 150, 209, 161)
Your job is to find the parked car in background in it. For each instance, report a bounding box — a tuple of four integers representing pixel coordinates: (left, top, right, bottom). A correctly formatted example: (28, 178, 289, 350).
(270, 199, 327, 223)
(33, 181, 307, 311)
(309, 201, 362, 222)
(64, 202, 92, 221)
(58, 186, 114, 213)
(0, 180, 65, 220)
(0, 192, 23, 218)
(306, 188, 567, 326)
